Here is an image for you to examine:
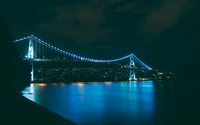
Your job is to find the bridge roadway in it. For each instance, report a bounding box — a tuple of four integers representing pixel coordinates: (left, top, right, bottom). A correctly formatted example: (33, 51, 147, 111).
(23, 59, 139, 70)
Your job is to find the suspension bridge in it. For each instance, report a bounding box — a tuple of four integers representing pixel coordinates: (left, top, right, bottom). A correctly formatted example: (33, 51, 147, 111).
(13, 35, 152, 81)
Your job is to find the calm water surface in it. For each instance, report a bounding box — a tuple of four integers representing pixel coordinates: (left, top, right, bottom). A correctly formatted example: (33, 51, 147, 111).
(22, 81, 175, 125)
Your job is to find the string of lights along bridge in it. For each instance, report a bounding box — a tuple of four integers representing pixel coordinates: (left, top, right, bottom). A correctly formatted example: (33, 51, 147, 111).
(13, 35, 153, 81)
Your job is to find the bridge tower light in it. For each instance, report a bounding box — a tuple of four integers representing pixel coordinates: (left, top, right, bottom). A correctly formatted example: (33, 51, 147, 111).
(28, 36, 34, 59)
(27, 36, 34, 81)
(129, 54, 136, 81)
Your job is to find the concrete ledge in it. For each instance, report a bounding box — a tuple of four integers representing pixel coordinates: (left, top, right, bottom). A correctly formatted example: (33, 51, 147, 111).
(22, 95, 76, 124)
(1, 93, 76, 125)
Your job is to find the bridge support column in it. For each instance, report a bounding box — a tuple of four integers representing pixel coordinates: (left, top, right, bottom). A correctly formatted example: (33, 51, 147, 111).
(28, 36, 34, 59)
(129, 54, 136, 81)
(30, 61, 34, 81)
(28, 36, 34, 81)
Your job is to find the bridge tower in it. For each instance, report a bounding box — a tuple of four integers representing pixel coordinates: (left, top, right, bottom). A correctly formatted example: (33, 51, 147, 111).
(27, 36, 34, 81)
(129, 54, 136, 81)
(28, 36, 34, 59)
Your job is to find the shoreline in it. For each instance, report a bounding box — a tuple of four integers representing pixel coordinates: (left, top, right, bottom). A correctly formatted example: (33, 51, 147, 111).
(30, 79, 175, 84)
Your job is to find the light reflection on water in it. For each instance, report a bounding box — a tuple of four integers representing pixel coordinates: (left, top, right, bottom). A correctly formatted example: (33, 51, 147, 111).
(22, 81, 174, 125)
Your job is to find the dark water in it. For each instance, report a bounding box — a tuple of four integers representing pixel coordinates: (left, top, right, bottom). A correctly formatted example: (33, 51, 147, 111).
(22, 81, 176, 125)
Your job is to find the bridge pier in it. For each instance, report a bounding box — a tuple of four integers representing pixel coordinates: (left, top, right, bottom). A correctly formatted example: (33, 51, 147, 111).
(30, 60, 34, 81)
(28, 36, 34, 81)
(129, 54, 136, 81)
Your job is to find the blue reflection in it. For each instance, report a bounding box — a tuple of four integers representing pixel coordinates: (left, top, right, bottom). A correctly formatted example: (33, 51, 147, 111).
(134, 81, 155, 116)
(22, 81, 173, 125)
(22, 84, 35, 101)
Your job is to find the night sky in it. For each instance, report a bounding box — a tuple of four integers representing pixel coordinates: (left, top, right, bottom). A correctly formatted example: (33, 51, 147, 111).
(1, 0, 200, 71)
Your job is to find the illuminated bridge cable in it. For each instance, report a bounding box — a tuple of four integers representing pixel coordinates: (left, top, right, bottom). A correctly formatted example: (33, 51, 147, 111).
(13, 35, 153, 70)
(31, 35, 132, 63)
(132, 54, 152, 70)
(13, 36, 30, 42)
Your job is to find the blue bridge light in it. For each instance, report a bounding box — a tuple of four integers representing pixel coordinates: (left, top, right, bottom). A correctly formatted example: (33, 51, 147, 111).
(13, 35, 153, 81)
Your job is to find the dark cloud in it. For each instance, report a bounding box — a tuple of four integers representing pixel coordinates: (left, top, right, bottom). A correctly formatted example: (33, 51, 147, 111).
(40, 3, 109, 44)
(38, 0, 148, 52)
(1, 0, 200, 70)
(139, 0, 192, 37)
